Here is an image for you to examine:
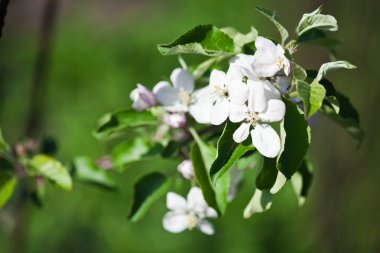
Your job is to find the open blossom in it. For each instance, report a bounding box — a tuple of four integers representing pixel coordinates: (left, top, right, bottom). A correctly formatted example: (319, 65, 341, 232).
(163, 187, 217, 235)
(177, 159, 194, 180)
(233, 79, 285, 158)
(231, 36, 290, 79)
(130, 84, 157, 111)
(153, 68, 212, 124)
(204, 67, 248, 125)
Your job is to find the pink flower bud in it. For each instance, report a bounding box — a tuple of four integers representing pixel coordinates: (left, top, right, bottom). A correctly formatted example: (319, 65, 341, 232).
(163, 113, 186, 128)
(130, 84, 156, 111)
(177, 160, 194, 180)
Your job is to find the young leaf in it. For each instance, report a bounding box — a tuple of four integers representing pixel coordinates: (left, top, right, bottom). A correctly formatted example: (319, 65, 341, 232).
(210, 122, 254, 183)
(189, 128, 216, 169)
(243, 189, 272, 218)
(296, 6, 338, 36)
(292, 62, 307, 81)
(193, 57, 224, 80)
(73, 156, 117, 190)
(94, 109, 156, 140)
(255, 157, 277, 190)
(314, 61, 356, 83)
(0, 172, 16, 209)
(0, 128, 9, 152)
(291, 159, 313, 206)
(297, 80, 326, 118)
(269, 171, 287, 194)
(157, 24, 235, 56)
(128, 172, 172, 222)
(221, 26, 258, 48)
(29, 155, 73, 191)
(112, 137, 153, 168)
(255, 7, 289, 45)
(277, 100, 310, 179)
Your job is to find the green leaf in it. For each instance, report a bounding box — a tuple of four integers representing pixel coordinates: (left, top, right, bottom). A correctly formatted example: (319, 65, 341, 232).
(221, 26, 258, 48)
(277, 100, 310, 179)
(0, 128, 9, 152)
(269, 171, 287, 194)
(292, 62, 307, 81)
(94, 109, 156, 140)
(297, 80, 326, 118)
(73, 156, 117, 190)
(0, 172, 16, 209)
(243, 189, 272, 218)
(236, 150, 263, 171)
(255, 157, 277, 190)
(296, 6, 338, 36)
(193, 57, 224, 79)
(29, 155, 73, 191)
(157, 24, 235, 56)
(297, 29, 341, 52)
(210, 122, 254, 183)
(314, 61, 356, 82)
(255, 7, 289, 45)
(291, 159, 313, 206)
(189, 128, 216, 169)
(128, 172, 171, 222)
(112, 137, 153, 168)
(321, 92, 364, 144)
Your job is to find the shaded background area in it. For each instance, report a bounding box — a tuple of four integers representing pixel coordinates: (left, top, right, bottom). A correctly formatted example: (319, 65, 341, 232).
(0, 0, 379, 252)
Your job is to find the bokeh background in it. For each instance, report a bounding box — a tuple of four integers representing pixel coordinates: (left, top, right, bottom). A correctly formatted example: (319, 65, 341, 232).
(1, 0, 379, 252)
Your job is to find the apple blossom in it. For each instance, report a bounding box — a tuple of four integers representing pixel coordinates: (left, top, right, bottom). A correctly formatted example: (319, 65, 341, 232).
(130, 84, 157, 111)
(162, 187, 217, 235)
(163, 112, 187, 128)
(177, 159, 194, 180)
(153, 68, 213, 124)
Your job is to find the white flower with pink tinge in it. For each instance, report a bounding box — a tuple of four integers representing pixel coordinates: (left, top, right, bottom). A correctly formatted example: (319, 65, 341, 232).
(153, 68, 213, 124)
(130, 84, 157, 111)
(163, 187, 217, 235)
(177, 159, 194, 180)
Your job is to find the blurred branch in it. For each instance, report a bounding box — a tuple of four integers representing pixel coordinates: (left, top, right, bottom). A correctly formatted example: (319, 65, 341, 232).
(0, 0, 10, 38)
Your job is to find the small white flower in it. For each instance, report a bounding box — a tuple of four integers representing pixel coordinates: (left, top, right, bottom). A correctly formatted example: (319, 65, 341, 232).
(233, 79, 285, 158)
(177, 160, 194, 180)
(153, 68, 213, 124)
(163, 112, 187, 128)
(231, 36, 290, 78)
(163, 187, 217, 235)
(130, 84, 157, 111)
(204, 66, 248, 125)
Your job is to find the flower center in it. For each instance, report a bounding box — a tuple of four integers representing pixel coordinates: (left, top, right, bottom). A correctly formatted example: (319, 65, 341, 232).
(214, 85, 228, 98)
(275, 57, 285, 69)
(178, 90, 192, 106)
(187, 212, 198, 230)
(245, 111, 260, 125)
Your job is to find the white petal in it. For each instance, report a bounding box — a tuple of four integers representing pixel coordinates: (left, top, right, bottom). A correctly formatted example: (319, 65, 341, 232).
(162, 212, 188, 233)
(209, 69, 226, 87)
(276, 44, 285, 55)
(233, 123, 250, 143)
(189, 102, 212, 124)
(205, 208, 218, 218)
(259, 99, 286, 122)
(187, 187, 208, 210)
(210, 98, 230, 125)
(228, 79, 248, 105)
(170, 68, 194, 92)
(153, 81, 179, 106)
(229, 54, 256, 80)
(251, 124, 281, 158)
(283, 58, 291, 76)
(255, 36, 277, 52)
(193, 86, 214, 103)
(177, 160, 194, 180)
(167, 192, 187, 211)
(247, 79, 267, 113)
(262, 80, 281, 100)
(225, 64, 244, 83)
(197, 220, 215, 235)
(229, 103, 247, 123)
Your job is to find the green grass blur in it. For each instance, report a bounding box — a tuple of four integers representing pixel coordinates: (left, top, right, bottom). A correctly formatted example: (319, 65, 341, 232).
(1, 0, 379, 252)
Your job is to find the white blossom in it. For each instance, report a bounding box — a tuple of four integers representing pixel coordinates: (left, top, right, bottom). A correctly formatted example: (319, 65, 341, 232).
(177, 160, 194, 180)
(233, 79, 285, 158)
(203, 66, 248, 125)
(163, 112, 187, 128)
(153, 68, 212, 124)
(163, 187, 217, 235)
(130, 84, 157, 111)
(231, 36, 290, 79)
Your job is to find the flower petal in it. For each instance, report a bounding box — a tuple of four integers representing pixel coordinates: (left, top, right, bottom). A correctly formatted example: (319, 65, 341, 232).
(197, 219, 215, 235)
(170, 68, 194, 92)
(251, 124, 281, 158)
(225, 64, 244, 83)
(228, 79, 248, 105)
(189, 102, 212, 124)
(210, 98, 230, 125)
(255, 36, 277, 52)
(187, 187, 208, 210)
(233, 123, 251, 143)
(229, 54, 256, 80)
(153, 81, 179, 106)
(209, 69, 226, 87)
(259, 99, 286, 122)
(193, 86, 214, 103)
(167, 192, 187, 211)
(162, 211, 188, 233)
(263, 80, 281, 100)
(247, 79, 267, 113)
(229, 103, 247, 123)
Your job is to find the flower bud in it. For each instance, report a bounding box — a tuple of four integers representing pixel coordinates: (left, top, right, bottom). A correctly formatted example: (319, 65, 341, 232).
(163, 113, 186, 128)
(177, 160, 194, 180)
(130, 84, 156, 111)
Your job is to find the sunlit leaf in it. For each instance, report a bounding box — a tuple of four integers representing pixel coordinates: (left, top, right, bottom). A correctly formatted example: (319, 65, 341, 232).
(243, 189, 272, 218)
(296, 6, 338, 36)
(255, 7, 289, 45)
(0, 172, 16, 209)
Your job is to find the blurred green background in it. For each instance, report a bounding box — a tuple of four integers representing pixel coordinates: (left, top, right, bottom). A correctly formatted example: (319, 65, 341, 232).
(0, 0, 379, 252)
